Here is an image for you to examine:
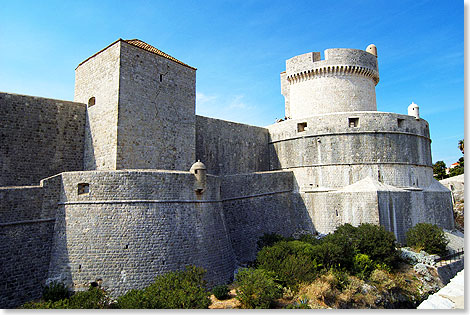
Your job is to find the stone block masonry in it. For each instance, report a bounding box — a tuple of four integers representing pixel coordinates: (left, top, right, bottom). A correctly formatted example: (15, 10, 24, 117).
(116, 41, 196, 171)
(0, 93, 86, 186)
(196, 115, 270, 175)
(220, 171, 314, 263)
(0, 40, 455, 307)
(0, 174, 62, 308)
(47, 170, 235, 297)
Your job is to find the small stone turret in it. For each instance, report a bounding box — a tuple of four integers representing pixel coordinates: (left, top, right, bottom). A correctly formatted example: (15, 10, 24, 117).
(408, 102, 420, 120)
(190, 160, 207, 194)
(281, 44, 380, 119)
(366, 44, 378, 57)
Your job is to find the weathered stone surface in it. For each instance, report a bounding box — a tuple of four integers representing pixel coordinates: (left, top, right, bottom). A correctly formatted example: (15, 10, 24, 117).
(418, 270, 464, 309)
(440, 174, 464, 203)
(0, 40, 455, 308)
(0, 93, 86, 186)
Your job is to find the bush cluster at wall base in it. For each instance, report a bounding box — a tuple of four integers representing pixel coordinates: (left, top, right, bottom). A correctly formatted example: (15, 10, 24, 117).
(255, 223, 399, 291)
(20, 223, 447, 309)
(234, 223, 444, 308)
(21, 266, 211, 309)
(405, 223, 449, 256)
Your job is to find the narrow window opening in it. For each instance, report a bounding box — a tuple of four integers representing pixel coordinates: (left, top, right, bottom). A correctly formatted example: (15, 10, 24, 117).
(297, 122, 307, 132)
(160, 74, 163, 82)
(397, 118, 404, 128)
(348, 117, 359, 127)
(78, 183, 89, 195)
(125, 244, 129, 249)
(78, 264, 82, 271)
(88, 97, 96, 107)
(335, 210, 339, 216)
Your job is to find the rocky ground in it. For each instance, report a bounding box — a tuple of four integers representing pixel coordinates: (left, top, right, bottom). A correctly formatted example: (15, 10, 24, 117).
(208, 242, 464, 309)
(208, 264, 444, 309)
(453, 201, 464, 232)
(417, 270, 464, 309)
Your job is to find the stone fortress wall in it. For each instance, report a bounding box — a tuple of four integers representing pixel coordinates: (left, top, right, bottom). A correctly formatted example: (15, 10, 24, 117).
(271, 46, 452, 242)
(281, 48, 379, 119)
(0, 40, 455, 307)
(0, 93, 86, 186)
(220, 171, 313, 263)
(195, 115, 270, 175)
(75, 41, 121, 171)
(0, 175, 62, 308)
(115, 41, 196, 171)
(47, 170, 236, 297)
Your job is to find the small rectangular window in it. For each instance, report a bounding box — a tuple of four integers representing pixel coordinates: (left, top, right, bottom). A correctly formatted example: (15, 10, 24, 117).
(160, 74, 163, 82)
(397, 118, 404, 128)
(297, 122, 307, 132)
(88, 97, 96, 107)
(348, 117, 359, 128)
(78, 183, 89, 195)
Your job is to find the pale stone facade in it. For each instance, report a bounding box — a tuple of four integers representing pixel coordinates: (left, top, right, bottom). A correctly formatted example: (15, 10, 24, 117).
(0, 39, 454, 307)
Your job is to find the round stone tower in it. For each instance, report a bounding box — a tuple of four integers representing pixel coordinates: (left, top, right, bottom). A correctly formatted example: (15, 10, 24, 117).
(281, 45, 379, 119)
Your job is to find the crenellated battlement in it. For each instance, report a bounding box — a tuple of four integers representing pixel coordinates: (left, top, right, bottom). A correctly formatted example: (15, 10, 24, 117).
(287, 64, 379, 85)
(281, 45, 380, 119)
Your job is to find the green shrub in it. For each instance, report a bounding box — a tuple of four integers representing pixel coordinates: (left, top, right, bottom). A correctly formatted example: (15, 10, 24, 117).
(42, 281, 70, 302)
(64, 286, 110, 309)
(406, 223, 449, 256)
(329, 223, 398, 267)
(317, 232, 356, 270)
(256, 240, 322, 289)
(212, 284, 230, 300)
(296, 233, 321, 245)
(22, 286, 110, 309)
(116, 265, 211, 309)
(352, 253, 375, 279)
(115, 289, 148, 309)
(22, 300, 57, 309)
(285, 299, 311, 309)
(235, 268, 282, 308)
(257, 233, 290, 250)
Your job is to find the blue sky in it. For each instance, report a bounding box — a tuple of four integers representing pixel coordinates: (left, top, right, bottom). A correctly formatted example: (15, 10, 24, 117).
(0, 0, 464, 166)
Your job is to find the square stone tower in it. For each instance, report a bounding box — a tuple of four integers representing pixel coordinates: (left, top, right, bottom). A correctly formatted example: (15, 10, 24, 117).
(74, 39, 196, 171)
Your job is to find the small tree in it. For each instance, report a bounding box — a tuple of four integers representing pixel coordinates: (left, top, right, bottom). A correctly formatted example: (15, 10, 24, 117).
(235, 268, 282, 309)
(405, 223, 448, 256)
(433, 161, 448, 180)
(116, 265, 211, 309)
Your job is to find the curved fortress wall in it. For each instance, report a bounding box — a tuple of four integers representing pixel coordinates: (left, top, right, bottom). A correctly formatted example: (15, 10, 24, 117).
(268, 112, 432, 188)
(268, 108, 453, 243)
(282, 49, 379, 119)
(47, 170, 235, 297)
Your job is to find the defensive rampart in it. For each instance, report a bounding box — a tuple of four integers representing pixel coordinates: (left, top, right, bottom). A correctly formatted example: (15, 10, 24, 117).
(0, 175, 62, 308)
(47, 170, 235, 297)
(196, 115, 270, 175)
(282, 48, 379, 118)
(220, 171, 313, 263)
(0, 93, 86, 186)
(268, 112, 432, 189)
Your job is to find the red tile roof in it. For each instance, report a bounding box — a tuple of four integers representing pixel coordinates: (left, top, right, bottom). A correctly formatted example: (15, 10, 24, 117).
(76, 39, 196, 70)
(123, 39, 196, 70)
